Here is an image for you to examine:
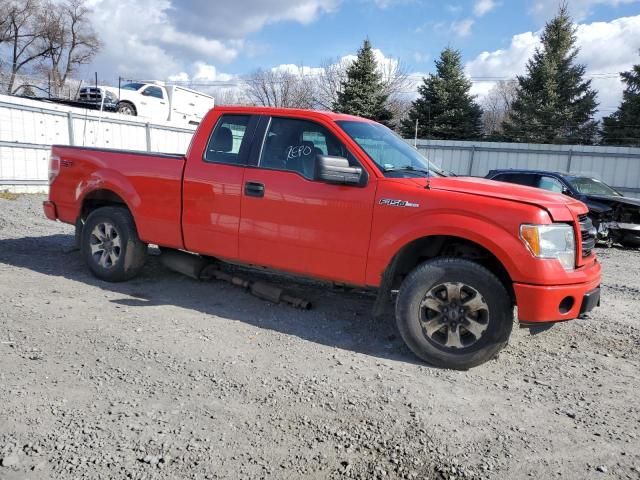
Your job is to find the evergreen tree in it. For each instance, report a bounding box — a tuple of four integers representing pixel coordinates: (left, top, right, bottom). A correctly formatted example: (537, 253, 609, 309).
(333, 39, 392, 125)
(601, 56, 640, 146)
(400, 47, 482, 140)
(502, 4, 598, 144)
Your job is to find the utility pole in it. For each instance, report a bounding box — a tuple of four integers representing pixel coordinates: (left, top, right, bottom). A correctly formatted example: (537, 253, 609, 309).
(414, 119, 419, 147)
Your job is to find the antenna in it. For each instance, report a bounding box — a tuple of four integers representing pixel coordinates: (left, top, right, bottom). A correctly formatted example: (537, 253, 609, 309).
(425, 154, 431, 190)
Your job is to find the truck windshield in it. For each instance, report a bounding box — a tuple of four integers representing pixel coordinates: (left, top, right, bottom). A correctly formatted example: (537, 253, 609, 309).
(567, 177, 621, 197)
(336, 120, 446, 178)
(122, 83, 146, 91)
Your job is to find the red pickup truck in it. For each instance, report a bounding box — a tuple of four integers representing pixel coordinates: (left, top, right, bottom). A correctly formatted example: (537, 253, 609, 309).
(44, 106, 601, 369)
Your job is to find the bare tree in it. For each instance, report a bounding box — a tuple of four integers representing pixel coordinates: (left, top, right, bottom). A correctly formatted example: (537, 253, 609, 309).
(481, 80, 518, 137)
(379, 57, 410, 98)
(0, 1, 9, 79)
(0, 0, 13, 44)
(313, 57, 347, 110)
(379, 58, 411, 128)
(39, 0, 100, 96)
(213, 87, 252, 106)
(245, 68, 315, 109)
(4, 0, 52, 94)
(386, 94, 413, 129)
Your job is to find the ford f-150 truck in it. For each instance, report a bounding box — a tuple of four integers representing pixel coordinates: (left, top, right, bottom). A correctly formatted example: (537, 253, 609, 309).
(43, 106, 602, 369)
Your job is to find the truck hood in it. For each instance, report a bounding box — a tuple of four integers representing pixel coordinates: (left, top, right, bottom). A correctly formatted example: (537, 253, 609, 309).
(405, 176, 586, 221)
(584, 194, 640, 209)
(99, 86, 120, 97)
(98, 86, 137, 102)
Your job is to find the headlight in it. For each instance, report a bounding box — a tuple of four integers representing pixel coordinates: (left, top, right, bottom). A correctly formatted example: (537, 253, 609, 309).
(520, 224, 576, 271)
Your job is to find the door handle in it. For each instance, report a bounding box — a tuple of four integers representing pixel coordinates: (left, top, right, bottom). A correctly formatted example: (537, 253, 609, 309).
(244, 181, 265, 198)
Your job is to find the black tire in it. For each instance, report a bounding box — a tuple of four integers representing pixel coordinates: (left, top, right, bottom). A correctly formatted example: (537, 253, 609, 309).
(117, 101, 136, 116)
(81, 206, 146, 282)
(395, 258, 513, 370)
(620, 237, 640, 249)
(601, 236, 614, 249)
(74, 217, 84, 251)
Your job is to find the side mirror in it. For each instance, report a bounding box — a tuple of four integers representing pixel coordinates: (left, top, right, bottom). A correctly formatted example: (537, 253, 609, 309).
(314, 155, 363, 186)
(562, 187, 572, 196)
(141, 89, 151, 96)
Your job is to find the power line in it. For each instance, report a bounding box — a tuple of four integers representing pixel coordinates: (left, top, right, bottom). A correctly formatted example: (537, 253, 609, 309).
(161, 71, 624, 88)
(404, 73, 623, 82)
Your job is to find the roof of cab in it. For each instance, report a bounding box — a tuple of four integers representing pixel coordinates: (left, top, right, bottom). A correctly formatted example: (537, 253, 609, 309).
(211, 105, 374, 123)
(487, 169, 570, 178)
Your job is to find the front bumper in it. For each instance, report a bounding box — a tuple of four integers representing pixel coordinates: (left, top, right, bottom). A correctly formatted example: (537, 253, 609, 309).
(514, 260, 602, 323)
(43, 201, 58, 221)
(599, 221, 640, 240)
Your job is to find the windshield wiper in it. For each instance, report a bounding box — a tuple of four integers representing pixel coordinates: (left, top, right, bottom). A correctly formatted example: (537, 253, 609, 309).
(384, 165, 447, 177)
(384, 165, 431, 175)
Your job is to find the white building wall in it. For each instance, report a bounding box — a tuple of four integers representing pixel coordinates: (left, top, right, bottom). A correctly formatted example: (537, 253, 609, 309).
(2, 93, 639, 198)
(415, 139, 640, 198)
(0, 94, 196, 192)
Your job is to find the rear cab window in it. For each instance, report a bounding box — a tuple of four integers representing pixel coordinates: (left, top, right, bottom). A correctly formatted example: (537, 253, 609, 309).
(205, 115, 255, 165)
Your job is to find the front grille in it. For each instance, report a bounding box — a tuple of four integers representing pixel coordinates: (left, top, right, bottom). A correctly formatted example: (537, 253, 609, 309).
(578, 214, 596, 259)
(79, 88, 103, 102)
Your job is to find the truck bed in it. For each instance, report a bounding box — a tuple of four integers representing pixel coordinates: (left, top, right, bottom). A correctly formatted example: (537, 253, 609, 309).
(49, 145, 186, 249)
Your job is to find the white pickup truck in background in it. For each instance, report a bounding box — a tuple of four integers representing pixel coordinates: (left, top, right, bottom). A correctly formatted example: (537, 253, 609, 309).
(78, 81, 215, 126)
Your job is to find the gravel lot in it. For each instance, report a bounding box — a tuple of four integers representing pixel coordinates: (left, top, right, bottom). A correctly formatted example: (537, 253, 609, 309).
(1, 194, 639, 480)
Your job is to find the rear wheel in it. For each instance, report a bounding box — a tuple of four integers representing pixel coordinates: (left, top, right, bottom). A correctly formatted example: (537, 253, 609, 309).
(81, 206, 146, 282)
(395, 258, 513, 370)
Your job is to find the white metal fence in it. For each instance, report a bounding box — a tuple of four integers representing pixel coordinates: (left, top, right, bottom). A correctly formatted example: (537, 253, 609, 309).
(415, 139, 640, 198)
(0, 94, 195, 192)
(1, 94, 639, 198)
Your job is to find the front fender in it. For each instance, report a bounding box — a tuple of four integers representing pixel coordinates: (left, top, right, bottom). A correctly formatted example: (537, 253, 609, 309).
(368, 212, 527, 283)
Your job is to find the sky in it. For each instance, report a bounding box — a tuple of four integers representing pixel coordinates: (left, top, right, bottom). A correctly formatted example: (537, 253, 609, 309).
(82, 0, 640, 116)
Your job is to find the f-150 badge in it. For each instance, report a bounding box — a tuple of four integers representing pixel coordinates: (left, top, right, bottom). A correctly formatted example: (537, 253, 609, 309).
(379, 199, 420, 208)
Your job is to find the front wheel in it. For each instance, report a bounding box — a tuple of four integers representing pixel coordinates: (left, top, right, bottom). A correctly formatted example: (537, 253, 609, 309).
(395, 258, 513, 370)
(81, 206, 147, 282)
(117, 101, 136, 116)
(620, 236, 640, 249)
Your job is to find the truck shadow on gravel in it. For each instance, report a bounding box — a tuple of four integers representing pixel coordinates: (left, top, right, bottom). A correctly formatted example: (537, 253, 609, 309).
(0, 234, 421, 364)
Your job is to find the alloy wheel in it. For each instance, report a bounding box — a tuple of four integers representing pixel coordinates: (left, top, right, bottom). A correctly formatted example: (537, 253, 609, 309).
(89, 222, 122, 269)
(419, 282, 490, 349)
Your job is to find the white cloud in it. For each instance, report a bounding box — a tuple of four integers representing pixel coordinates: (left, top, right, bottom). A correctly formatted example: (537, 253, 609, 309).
(465, 15, 640, 116)
(157, 29, 239, 63)
(264, 49, 402, 82)
(435, 1, 499, 38)
(174, 0, 339, 40)
(271, 64, 326, 76)
(84, 0, 338, 80)
(474, 0, 498, 16)
(451, 19, 475, 37)
(530, 0, 640, 22)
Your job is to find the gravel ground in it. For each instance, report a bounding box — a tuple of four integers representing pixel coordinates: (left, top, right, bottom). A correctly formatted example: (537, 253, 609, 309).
(0, 194, 639, 480)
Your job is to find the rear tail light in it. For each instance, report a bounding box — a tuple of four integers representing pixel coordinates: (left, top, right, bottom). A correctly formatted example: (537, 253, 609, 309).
(49, 153, 61, 185)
